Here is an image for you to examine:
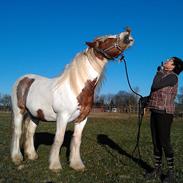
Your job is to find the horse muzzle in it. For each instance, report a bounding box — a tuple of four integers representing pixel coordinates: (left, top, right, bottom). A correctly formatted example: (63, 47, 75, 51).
(123, 35, 134, 45)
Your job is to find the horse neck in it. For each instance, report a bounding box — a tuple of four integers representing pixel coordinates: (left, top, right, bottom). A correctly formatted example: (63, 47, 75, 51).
(54, 49, 107, 96)
(85, 48, 107, 75)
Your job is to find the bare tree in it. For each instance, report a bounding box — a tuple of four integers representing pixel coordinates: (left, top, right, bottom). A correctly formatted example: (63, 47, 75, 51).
(93, 86, 141, 113)
(177, 86, 183, 104)
(175, 87, 183, 114)
(0, 94, 11, 111)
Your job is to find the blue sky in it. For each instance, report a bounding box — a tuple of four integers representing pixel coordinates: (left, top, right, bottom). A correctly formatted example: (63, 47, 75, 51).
(0, 0, 183, 96)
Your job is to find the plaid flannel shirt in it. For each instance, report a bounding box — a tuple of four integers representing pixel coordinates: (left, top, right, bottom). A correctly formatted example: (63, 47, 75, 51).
(148, 71, 178, 114)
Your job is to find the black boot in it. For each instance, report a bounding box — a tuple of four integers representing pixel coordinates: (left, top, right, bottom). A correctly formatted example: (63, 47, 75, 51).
(163, 155, 175, 183)
(145, 166, 162, 180)
(163, 170, 175, 183)
(145, 155, 162, 180)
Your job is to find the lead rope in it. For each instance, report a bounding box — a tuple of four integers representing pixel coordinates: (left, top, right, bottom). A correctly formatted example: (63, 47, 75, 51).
(120, 55, 144, 159)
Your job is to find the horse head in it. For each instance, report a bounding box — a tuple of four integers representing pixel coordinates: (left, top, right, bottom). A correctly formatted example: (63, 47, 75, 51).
(86, 27, 134, 60)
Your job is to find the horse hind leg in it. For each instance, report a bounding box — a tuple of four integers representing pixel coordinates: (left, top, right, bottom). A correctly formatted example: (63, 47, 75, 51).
(11, 111, 24, 165)
(24, 117, 38, 160)
(69, 118, 87, 171)
(11, 76, 35, 165)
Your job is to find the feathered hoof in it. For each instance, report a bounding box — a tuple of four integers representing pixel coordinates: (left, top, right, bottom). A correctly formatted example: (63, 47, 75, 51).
(49, 163, 62, 173)
(25, 152, 38, 160)
(12, 154, 23, 165)
(70, 162, 85, 172)
(49, 168, 62, 173)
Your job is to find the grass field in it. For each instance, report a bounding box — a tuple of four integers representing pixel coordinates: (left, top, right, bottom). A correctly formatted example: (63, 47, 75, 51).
(0, 112, 182, 183)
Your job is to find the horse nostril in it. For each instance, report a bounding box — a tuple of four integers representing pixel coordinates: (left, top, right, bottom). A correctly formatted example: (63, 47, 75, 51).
(123, 35, 130, 44)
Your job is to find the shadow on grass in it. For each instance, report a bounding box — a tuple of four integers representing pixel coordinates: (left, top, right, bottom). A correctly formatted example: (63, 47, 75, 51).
(34, 130, 73, 160)
(97, 134, 153, 172)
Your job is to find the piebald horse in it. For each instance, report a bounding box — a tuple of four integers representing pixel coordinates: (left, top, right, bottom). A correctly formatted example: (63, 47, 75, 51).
(11, 28, 134, 172)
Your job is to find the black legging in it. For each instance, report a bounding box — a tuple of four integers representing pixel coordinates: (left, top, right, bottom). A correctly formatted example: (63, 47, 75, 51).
(150, 111, 174, 157)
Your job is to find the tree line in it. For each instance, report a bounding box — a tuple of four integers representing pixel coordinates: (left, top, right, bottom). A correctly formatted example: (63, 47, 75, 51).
(94, 86, 183, 113)
(94, 87, 140, 113)
(0, 93, 11, 111)
(0, 86, 183, 112)
(176, 86, 183, 113)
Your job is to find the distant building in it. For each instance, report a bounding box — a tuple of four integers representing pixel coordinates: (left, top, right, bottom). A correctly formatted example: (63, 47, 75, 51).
(111, 107, 117, 112)
(92, 106, 104, 112)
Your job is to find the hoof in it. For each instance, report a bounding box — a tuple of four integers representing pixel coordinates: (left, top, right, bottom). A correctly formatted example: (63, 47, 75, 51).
(25, 152, 38, 160)
(49, 163, 62, 173)
(17, 164, 25, 170)
(70, 162, 85, 171)
(12, 154, 23, 165)
(49, 168, 62, 173)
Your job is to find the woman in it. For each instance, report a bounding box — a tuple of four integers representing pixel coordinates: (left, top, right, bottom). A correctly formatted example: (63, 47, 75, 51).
(146, 57, 183, 183)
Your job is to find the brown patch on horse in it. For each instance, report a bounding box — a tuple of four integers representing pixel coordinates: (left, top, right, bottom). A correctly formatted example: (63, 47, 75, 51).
(17, 77, 35, 114)
(74, 78, 97, 123)
(37, 109, 45, 121)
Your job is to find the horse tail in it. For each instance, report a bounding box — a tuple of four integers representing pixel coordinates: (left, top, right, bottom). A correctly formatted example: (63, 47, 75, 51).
(20, 115, 30, 149)
(11, 80, 25, 163)
(11, 76, 35, 164)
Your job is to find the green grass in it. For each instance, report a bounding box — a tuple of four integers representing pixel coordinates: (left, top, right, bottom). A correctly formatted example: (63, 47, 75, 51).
(0, 112, 183, 183)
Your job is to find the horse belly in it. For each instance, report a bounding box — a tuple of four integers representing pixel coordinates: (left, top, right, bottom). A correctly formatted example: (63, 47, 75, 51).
(27, 102, 57, 121)
(26, 80, 56, 121)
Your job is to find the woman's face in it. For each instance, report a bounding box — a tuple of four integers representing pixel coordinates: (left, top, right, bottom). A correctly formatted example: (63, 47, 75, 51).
(163, 59, 175, 71)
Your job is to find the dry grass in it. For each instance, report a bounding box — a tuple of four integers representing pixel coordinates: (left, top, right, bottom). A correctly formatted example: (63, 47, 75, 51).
(89, 112, 146, 119)
(0, 112, 182, 183)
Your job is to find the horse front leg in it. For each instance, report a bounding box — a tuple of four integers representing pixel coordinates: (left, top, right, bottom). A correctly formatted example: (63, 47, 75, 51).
(70, 118, 87, 171)
(49, 114, 68, 172)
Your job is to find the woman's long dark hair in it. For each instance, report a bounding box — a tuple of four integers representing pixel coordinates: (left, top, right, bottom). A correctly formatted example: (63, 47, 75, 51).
(172, 57, 183, 75)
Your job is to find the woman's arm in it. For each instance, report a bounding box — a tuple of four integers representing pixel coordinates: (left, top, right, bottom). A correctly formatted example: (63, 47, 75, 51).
(151, 73, 178, 92)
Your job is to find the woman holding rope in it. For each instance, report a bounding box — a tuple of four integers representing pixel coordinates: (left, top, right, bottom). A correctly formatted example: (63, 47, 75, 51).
(145, 57, 183, 183)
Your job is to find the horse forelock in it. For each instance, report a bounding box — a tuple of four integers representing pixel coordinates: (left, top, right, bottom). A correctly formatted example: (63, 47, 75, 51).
(94, 34, 116, 42)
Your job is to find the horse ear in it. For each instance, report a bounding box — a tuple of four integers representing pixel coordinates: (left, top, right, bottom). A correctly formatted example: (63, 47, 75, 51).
(125, 26, 131, 34)
(86, 41, 96, 48)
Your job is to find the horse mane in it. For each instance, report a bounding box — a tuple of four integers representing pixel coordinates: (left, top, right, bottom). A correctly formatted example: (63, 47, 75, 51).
(94, 34, 115, 42)
(94, 65, 106, 96)
(53, 52, 86, 89)
(53, 49, 106, 95)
